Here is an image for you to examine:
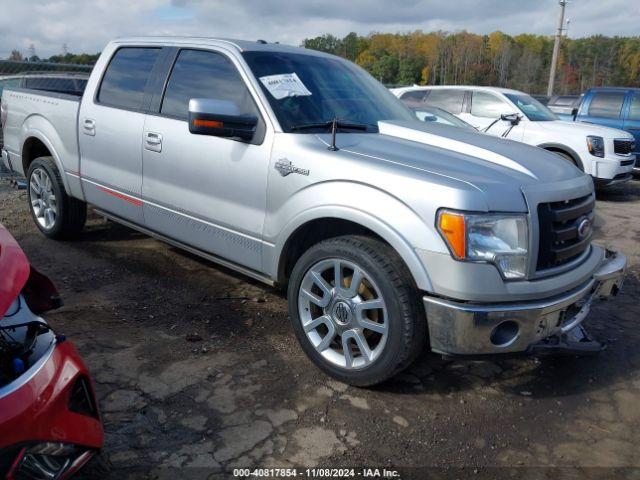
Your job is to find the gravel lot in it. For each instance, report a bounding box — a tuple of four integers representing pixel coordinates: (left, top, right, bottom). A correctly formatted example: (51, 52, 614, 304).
(1, 176, 639, 479)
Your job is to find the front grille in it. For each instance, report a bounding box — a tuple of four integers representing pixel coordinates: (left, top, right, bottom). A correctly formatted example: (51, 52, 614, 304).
(537, 194, 594, 271)
(621, 158, 635, 166)
(614, 139, 635, 155)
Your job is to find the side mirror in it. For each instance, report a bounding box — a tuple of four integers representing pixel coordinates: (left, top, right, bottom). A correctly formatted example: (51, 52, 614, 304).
(188, 98, 257, 141)
(500, 113, 521, 125)
(571, 107, 579, 118)
(422, 114, 438, 122)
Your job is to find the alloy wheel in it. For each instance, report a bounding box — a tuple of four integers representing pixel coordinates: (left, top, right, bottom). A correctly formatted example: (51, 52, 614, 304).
(29, 167, 58, 230)
(298, 258, 388, 370)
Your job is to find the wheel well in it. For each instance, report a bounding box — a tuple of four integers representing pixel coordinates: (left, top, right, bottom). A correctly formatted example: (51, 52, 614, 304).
(543, 146, 582, 170)
(22, 137, 52, 175)
(278, 218, 386, 285)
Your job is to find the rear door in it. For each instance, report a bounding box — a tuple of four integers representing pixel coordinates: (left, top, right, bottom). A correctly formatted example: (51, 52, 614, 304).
(578, 90, 626, 130)
(623, 92, 640, 158)
(79, 47, 163, 224)
(423, 89, 466, 116)
(141, 48, 271, 271)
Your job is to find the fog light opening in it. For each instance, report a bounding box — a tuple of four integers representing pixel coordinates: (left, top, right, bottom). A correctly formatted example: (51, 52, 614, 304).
(490, 320, 520, 347)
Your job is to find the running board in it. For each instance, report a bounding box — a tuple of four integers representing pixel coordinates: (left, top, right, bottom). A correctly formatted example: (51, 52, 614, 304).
(93, 209, 275, 286)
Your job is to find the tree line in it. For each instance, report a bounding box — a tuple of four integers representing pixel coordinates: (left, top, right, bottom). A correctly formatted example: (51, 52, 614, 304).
(7, 50, 99, 65)
(302, 31, 640, 95)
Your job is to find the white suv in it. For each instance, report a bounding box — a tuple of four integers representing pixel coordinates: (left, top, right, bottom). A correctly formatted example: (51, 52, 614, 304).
(392, 86, 636, 186)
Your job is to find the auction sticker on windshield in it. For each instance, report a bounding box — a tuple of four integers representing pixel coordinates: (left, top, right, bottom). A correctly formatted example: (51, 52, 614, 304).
(259, 73, 312, 100)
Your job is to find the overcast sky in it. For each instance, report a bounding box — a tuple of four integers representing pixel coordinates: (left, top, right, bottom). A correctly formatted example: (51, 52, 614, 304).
(0, 0, 637, 59)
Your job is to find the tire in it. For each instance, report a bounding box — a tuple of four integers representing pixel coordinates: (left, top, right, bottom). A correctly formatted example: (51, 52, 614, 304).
(288, 235, 426, 386)
(27, 156, 86, 239)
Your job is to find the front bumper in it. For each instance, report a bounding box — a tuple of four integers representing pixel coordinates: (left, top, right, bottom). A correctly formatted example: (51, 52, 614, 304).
(423, 249, 627, 356)
(592, 155, 634, 185)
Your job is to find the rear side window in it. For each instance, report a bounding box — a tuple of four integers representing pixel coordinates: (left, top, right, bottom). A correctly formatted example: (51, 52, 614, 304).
(400, 90, 426, 102)
(98, 47, 161, 110)
(161, 49, 258, 120)
(424, 89, 465, 114)
(588, 92, 625, 119)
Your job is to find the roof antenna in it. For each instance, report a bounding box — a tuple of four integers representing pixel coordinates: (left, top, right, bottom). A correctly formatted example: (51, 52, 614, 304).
(256, 39, 267, 44)
(328, 117, 339, 151)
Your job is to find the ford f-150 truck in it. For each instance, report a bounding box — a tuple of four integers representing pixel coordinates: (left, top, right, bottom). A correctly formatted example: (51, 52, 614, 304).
(0, 38, 628, 386)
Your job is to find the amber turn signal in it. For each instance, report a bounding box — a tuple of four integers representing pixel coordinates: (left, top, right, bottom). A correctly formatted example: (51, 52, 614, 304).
(438, 211, 466, 259)
(193, 119, 223, 129)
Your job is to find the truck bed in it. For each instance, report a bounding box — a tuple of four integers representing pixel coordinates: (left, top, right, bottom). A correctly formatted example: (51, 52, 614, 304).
(1, 88, 82, 184)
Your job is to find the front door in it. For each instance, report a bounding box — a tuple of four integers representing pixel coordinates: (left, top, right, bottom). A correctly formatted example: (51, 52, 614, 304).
(79, 47, 163, 224)
(460, 91, 525, 141)
(141, 48, 271, 271)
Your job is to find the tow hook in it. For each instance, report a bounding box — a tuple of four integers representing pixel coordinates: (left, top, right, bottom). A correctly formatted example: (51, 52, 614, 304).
(528, 324, 605, 356)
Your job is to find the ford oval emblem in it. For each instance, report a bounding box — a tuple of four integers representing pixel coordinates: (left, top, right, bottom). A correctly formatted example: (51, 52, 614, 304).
(577, 217, 592, 240)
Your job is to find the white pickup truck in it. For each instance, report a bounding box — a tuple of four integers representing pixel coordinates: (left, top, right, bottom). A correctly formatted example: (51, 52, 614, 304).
(392, 85, 636, 187)
(1, 37, 627, 385)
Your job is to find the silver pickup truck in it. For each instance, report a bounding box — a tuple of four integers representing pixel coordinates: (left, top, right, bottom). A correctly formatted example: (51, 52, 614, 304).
(0, 37, 627, 386)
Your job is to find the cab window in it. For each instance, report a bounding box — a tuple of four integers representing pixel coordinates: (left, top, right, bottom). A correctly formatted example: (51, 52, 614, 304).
(470, 91, 510, 118)
(424, 89, 466, 114)
(97, 47, 161, 110)
(161, 49, 259, 121)
(588, 92, 625, 119)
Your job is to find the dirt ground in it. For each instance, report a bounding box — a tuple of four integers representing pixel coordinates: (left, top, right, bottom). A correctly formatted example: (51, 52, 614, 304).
(1, 176, 639, 479)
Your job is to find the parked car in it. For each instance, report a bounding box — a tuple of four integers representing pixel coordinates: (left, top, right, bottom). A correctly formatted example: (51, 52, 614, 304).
(547, 94, 582, 116)
(560, 87, 639, 171)
(1, 38, 627, 386)
(0, 73, 89, 150)
(531, 94, 551, 106)
(392, 85, 635, 187)
(0, 223, 103, 479)
(407, 104, 477, 131)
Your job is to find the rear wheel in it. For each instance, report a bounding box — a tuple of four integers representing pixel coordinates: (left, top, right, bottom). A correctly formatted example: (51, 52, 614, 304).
(288, 236, 426, 386)
(27, 156, 86, 239)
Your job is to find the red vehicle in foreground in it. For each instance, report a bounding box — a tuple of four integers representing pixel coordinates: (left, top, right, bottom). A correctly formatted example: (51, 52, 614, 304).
(0, 224, 103, 479)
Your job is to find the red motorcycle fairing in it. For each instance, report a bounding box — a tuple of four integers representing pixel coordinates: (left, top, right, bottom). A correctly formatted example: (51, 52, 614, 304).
(0, 225, 30, 318)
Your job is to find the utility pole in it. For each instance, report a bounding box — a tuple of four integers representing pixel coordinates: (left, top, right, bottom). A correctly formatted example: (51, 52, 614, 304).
(547, 0, 567, 96)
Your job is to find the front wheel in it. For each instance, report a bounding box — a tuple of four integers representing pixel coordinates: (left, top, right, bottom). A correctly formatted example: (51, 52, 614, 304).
(27, 156, 87, 239)
(288, 236, 426, 386)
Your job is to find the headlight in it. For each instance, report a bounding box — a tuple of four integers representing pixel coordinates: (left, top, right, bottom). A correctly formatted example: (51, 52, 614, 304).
(587, 135, 604, 157)
(437, 210, 529, 279)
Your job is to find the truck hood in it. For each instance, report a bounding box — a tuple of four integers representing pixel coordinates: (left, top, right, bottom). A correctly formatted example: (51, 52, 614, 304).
(540, 120, 633, 139)
(316, 120, 590, 211)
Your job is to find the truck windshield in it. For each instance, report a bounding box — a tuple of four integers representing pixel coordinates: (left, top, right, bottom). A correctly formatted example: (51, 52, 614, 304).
(242, 51, 414, 132)
(504, 93, 558, 122)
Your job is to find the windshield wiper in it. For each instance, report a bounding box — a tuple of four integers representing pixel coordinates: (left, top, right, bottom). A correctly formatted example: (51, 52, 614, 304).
(289, 118, 371, 151)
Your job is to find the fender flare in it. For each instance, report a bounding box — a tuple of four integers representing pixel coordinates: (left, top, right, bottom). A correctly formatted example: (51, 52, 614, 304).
(537, 143, 584, 171)
(267, 180, 443, 293)
(21, 119, 72, 194)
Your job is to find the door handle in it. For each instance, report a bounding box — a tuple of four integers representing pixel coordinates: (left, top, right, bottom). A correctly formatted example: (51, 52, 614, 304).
(144, 132, 163, 152)
(82, 118, 96, 136)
